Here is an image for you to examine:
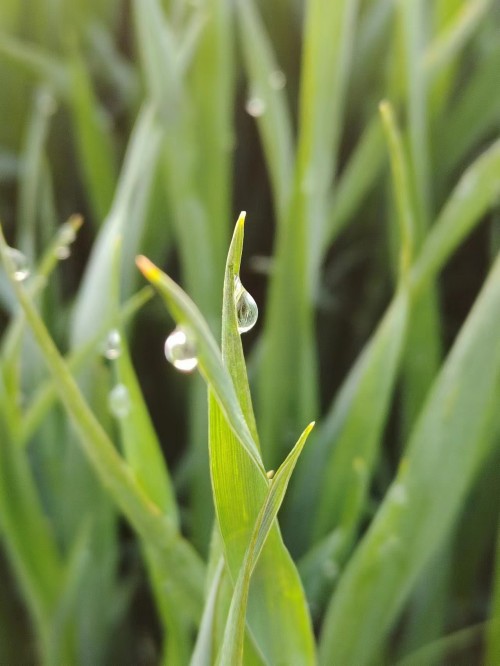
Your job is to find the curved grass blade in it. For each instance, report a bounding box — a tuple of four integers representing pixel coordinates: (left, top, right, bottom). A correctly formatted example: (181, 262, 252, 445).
(190, 557, 225, 666)
(0, 226, 205, 623)
(20, 286, 152, 445)
(319, 252, 500, 666)
(135, 255, 263, 471)
(217, 422, 315, 666)
(71, 104, 161, 347)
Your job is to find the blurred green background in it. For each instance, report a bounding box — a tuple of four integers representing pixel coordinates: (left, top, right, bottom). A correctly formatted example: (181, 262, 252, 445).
(1, 0, 500, 664)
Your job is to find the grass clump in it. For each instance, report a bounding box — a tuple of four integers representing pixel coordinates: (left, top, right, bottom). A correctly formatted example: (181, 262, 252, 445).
(1, 1, 500, 664)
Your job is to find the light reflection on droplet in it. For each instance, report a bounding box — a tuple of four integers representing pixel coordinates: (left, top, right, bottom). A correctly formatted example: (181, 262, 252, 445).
(164, 326, 198, 373)
(5, 247, 30, 282)
(269, 70, 287, 90)
(245, 97, 266, 118)
(108, 383, 131, 419)
(102, 329, 122, 360)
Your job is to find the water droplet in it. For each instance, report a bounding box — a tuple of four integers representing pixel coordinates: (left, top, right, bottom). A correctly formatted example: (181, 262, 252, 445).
(266, 469, 275, 480)
(245, 96, 266, 118)
(102, 329, 122, 360)
(234, 276, 258, 334)
(5, 247, 30, 281)
(55, 245, 71, 260)
(390, 483, 408, 506)
(164, 326, 198, 373)
(321, 559, 339, 581)
(108, 383, 131, 419)
(269, 70, 287, 90)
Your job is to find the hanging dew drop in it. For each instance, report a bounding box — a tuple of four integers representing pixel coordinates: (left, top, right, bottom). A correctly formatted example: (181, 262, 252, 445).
(55, 245, 71, 260)
(5, 247, 30, 282)
(234, 276, 258, 334)
(108, 383, 131, 419)
(269, 70, 287, 90)
(245, 96, 266, 118)
(102, 329, 122, 360)
(164, 326, 198, 373)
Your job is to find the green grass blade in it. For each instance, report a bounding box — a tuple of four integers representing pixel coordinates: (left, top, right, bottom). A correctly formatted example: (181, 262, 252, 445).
(237, 0, 294, 217)
(71, 104, 161, 347)
(311, 288, 409, 542)
(67, 46, 117, 224)
(190, 557, 225, 666)
(486, 520, 500, 665)
(0, 227, 205, 622)
(209, 214, 315, 665)
(319, 252, 500, 666)
(258, 0, 359, 466)
(0, 32, 68, 94)
(136, 255, 263, 470)
(217, 422, 315, 666)
(114, 339, 179, 523)
(20, 287, 152, 445)
(411, 138, 500, 294)
(379, 100, 415, 277)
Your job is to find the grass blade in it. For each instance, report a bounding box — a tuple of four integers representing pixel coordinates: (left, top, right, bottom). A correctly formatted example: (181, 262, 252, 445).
(319, 252, 500, 666)
(217, 422, 315, 666)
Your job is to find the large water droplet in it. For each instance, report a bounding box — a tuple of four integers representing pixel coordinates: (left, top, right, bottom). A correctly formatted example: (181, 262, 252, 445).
(5, 247, 30, 281)
(108, 383, 131, 418)
(102, 329, 122, 360)
(234, 276, 258, 334)
(164, 326, 198, 373)
(245, 96, 266, 118)
(269, 70, 287, 90)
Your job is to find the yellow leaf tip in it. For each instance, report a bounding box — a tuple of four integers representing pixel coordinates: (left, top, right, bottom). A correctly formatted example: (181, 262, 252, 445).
(136, 255, 161, 282)
(237, 211, 247, 228)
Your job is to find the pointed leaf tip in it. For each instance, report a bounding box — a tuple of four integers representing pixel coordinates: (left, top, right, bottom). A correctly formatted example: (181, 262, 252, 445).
(237, 211, 247, 228)
(135, 255, 161, 283)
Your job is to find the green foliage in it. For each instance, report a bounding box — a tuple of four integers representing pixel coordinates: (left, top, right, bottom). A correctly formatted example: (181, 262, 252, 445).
(0, 1, 500, 664)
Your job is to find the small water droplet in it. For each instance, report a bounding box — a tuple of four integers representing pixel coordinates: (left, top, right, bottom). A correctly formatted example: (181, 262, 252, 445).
(108, 383, 131, 418)
(102, 329, 122, 360)
(55, 245, 71, 260)
(5, 247, 30, 281)
(234, 276, 258, 334)
(321, 559, 339, 581)
(245, 96, 266, 118)
(390, 483, 408, 506)
(164, 326, 198, 373)
(269, 70, 287, 90)
(266, 469, 275, 480)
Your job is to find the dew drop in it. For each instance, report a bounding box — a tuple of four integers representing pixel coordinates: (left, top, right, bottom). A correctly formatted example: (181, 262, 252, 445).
(55, 245, 71, 260)
(102, 329, 122, 360)
(164, 326, 198, 373)
(108, 383, 131, 419)
(234, 276, 258, 334)
(245, 96, 266, 118)
(5, 247, 30, 281)
(269, 70, 287, 90)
